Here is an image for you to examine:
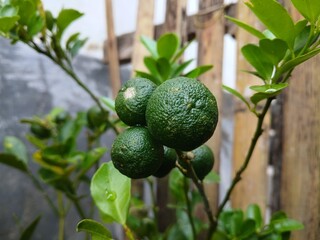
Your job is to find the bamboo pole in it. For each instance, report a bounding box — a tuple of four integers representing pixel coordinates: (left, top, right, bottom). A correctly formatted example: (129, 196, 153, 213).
(105, 0, 121, 98)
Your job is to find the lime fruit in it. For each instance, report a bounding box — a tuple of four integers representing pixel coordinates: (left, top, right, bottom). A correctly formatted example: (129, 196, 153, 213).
(115, 78, 157, 126)
(179, 145, 214, 180)
(153, 147, 177, 178)
(30, 123, 51, 139)
(146, 77, 218, 151)
(86, 105, 109, 130)
(111, 126, 164, 179)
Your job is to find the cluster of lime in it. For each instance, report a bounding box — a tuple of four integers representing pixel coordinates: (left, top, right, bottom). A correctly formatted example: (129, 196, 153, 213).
(111, 77, 218, 180)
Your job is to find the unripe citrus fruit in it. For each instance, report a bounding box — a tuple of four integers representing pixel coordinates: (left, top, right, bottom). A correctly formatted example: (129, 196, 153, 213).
(146, 77, 218, 151)
(115, 78, 157, 126)
(111, 126, 164, 179)
(179, 145, 214, 180)
(153, 147, 177, 178)
(86, 105, 109, 130)
(30, 123, 51, 139)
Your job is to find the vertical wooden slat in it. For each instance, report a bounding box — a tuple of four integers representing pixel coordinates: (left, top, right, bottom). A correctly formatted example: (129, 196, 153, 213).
(105, 0, 121, 97)
(197, 0, 224, 212)
(131, 0, 155, 75)
(280, 2, 320, 239)
(230, 3, 269, 213)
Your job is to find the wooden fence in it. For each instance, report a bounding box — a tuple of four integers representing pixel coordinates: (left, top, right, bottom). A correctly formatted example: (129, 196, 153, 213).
(104, 0, 320, 239)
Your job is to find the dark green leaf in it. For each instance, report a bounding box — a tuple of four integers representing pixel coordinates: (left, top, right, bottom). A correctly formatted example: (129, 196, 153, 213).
(238, 219, 256, 238)
(140, 35, 158, 58)
(90, 162, 131, 224)
(259, 233, 282, 240)
(166, 224, 189, 240)
(56, 9, 83, 38)
(4, 136, 28, 164)
(45, 10, 54, 31)
(250, 92, 277, 105)
(169, 168, 185, 202)
(76, 219, 112, 240)
(185, 65, 213, 78)
(230, 211, 244, 236)
(144, 56, 161, 80)
(135, 70, 160, 85)
(245, 0, 295, 49)
(226, 15, 265, 39)
(210, 230, 229, 240)
(69, 37, 88, 57)
(172, 40, 193, 63)
(81, 147, 107, 172)
(259, 39, 288, 65)
(291, 0, 320, 24)
(156, 57, 171, 81)
(223, 85, 251, 110)
(0, 16, 19, 33)
(59, 112, 86, 143)
(20, 215, 41, 240)
(293, 25, 311, 54)
(18, 0, 36, 25)
(250, 83, 288, 93)
(157, 33, 179, 60)
(241, 44, 274, 81)
(271, 211, 287, 222)
(246, 204, 263, 229)
(272, 219, 304, 233)
(218, 211, 234, 234)
(27, 15, 44, 36)
(0, 153, 27, 172)
(171, 59, 193, 77)
(66, 32, 80, 49)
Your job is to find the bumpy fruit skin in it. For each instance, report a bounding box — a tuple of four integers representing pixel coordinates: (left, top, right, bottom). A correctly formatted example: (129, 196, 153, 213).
(30, 123, 51, 139)
(115, 78, 157, 126)
(153, 147, 177, 178)
(179, 145, 214, 180)
(111, 126, 164, 179)
(146, 77, 218, 151)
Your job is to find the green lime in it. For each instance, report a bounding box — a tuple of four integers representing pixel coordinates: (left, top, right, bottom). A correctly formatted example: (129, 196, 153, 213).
(115, 77, 157, 126)
(153, 147, 177, 178)
(146, 77, 218, 151)
(54, 111, 70, 124)
(111, 126, 164, 179)
(30, 123, 51, 139)
(179, 145, 214, 180)
(86, 105, 109, 130)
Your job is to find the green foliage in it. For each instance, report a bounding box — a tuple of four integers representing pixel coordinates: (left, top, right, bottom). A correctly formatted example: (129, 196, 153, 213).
(213, 205, 303, 240)
(19, 215, 41, 240)
(136, 33, 213, 85)
(76, 219, 113, 240)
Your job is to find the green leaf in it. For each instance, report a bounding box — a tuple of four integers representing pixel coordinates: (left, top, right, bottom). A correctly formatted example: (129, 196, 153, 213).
(250, 83, 288, 94)
(144, 56, 161, 81)
(0, 153, 27, 172)
(271, 211, 287, 222)
(156, 57, 171, 81)
(45, 10, 54, 31)
(76, 219, 112, 240)
(169, 168, 185, 202)
(27, 14, 44, 36)
(241, 44, 274, 81)
(18, 0, 36, 25)
(66, 32, 80, 49)
(245, 0, 295, 49)
(171, 59, 193, 77)
(185, 65, 213, 78)
(90, 162, 131, 224)
(157, 33, 179, 60)
(172, 40, 193, 63)
(230, 211, 244, 236)
(81, 147, 107, 172)
(238, 219, 256, 238)
(0, 16, 19, 33)
(4, 136, 28, 164)
(259, 39, 288, 65)
(250, 92, 277, 105)
(291, 0, 320, 24)
(0, 5, 18, 17)
(272, 219, 304, 233)
(100, 97, 116, 112)
(25, 134, 46, 149)
(56, 9, 83, 38)
(135, 70, 160, 85)
(140, 35, 158, 58)
(20, 215, 41, 240)
(246, 204, 263, 229)
(69, 37, 88, 57)
(203, 171, 220, 183)
(223, 85, 251, 110)
(259, 233, 282, 240)
(211, 230, 229, 240)
(225, 15, 265, 39)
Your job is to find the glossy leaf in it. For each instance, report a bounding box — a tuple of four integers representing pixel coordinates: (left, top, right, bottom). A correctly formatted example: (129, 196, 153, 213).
(246, 204, 263, 229)
(226, 15, 265, 39)
(27, 14, 44, 36)
(272, 219, 304, 233)
(144, 57, 161, 80)
(135, 70, 160, 85)
(250, 92, 277, 105)
(0, 153, 27, 172)
(56, 9, 83, 38)
(157, 33, 179, 60)
(20, 215, 41, 240)
(259, 39, 288, 65)
(185, 65, 213, 78)
(76, 219, 112, 240)
(171, 59, 193, 77)
(230, 211, 244, 236)
(291, 0, 320, 24)
(293, 25, 311, 53)
(223, 85, 251, 110)
(156, 57, 171, 81)
(18, 0, 36, 25)
(238, 219, 256, 238)
(250, 83, 288, 93)
(0, 5, 19, 17)
(140, 35, 158, 58)
(4, 136, 28, 164)
(241, 44, 274, 81)
(45, 10, 54, 31)
(245, 0, 295, 49)
(91, 162, 131, 224)
(0, 16, 19, 33)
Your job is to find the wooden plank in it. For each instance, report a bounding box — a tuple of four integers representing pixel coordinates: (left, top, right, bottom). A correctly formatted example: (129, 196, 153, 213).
(105, 0, 121, 97)
(230, 2, 269, 214)
(103, 4, 237, 63)
(197, 0, 224, 212)
(279, 2, 320, 239)
(131, 0, 154, 75)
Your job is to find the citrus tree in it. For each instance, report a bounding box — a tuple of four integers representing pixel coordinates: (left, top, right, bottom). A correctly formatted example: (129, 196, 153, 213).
(1, 0, 320, 240)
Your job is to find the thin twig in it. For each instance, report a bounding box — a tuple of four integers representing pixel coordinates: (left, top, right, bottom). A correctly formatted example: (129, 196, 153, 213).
(183, 177, 197, 240)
